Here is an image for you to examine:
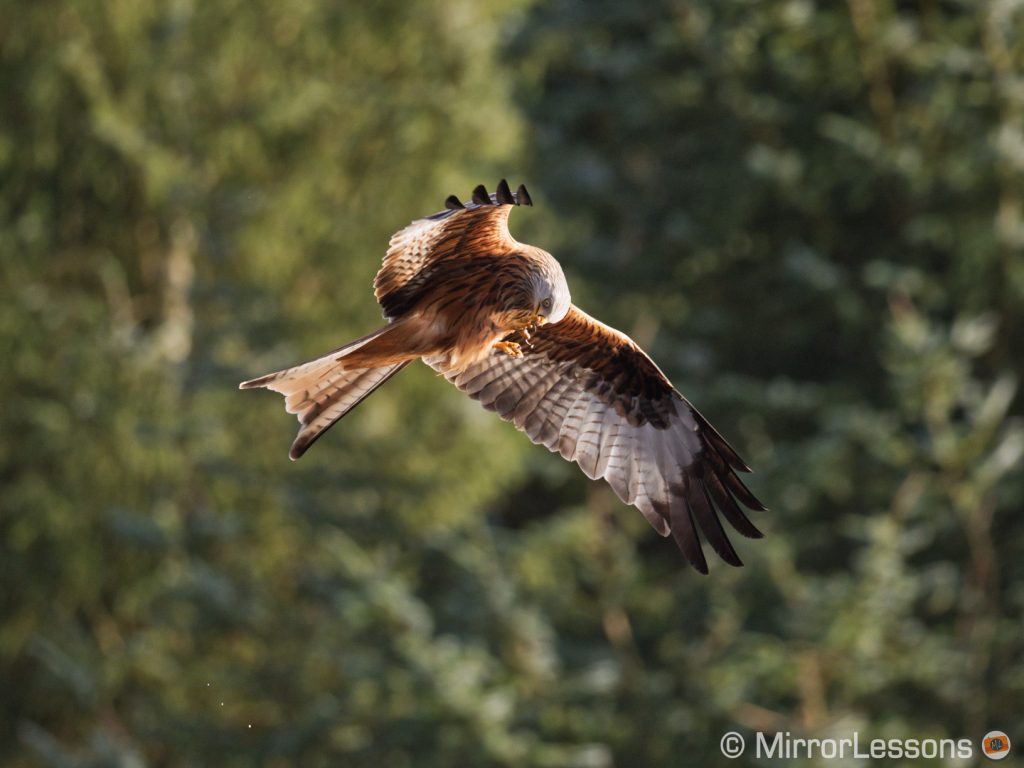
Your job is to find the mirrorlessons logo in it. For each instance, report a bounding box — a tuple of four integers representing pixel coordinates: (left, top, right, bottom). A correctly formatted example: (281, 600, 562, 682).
(982, 731, 1011, 761)
(720, 730, 990, 761)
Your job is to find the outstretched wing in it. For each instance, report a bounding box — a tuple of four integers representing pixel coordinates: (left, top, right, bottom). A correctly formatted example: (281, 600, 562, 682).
(375, 180, 533, 319)
(424, 305, 766, 573)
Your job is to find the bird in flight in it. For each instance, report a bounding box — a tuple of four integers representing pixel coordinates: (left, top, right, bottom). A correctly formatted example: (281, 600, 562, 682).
(241, 180, 766, 572)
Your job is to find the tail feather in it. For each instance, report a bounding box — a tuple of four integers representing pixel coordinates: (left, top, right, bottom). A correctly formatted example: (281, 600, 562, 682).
(240, 325, 411, 459)
(286, 361, 409, 459)
(239, 325, 392, 392)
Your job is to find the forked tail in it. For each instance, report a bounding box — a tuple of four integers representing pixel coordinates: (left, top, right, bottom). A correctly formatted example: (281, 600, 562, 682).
(240, 326, 411, 459)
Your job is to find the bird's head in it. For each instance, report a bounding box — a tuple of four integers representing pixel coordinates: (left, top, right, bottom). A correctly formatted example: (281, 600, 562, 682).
(530, 250, 572, 327)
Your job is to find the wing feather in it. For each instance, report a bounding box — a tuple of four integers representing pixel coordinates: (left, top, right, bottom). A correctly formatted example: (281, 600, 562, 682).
(425, 304, 766, 573)
(374, 181, 531, 319)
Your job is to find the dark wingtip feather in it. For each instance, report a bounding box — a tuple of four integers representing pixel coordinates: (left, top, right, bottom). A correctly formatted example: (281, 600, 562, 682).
(669, 498, 709, 574)
(692, 408, 753, 472)
(705, 472, 764, 539)
(472, 184, 491, 205)
(516, 184, 533, 206)
(683, 542, 710, 574)
(724, 471, 769, 512)
(496, 179, 514, 205)
(685, 481, 742, 567)
(445, 194, 465, 210)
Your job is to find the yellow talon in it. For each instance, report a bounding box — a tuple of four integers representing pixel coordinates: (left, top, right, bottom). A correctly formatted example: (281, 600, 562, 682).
(494, 340, 523, 358)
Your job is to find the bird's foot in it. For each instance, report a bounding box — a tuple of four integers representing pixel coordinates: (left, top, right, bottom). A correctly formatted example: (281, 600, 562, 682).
(510, 313, 544, 347)
(494, 340, 524, 358)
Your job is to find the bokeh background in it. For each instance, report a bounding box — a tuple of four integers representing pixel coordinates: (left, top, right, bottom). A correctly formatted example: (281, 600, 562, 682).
(3, 1, 1023, 766)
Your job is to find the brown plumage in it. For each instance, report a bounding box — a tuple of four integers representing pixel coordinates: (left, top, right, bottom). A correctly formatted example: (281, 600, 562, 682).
(240, 180, 766, 573)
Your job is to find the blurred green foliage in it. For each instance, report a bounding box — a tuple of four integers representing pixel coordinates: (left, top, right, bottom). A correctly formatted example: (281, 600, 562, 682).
(2, 0, 1022, 766)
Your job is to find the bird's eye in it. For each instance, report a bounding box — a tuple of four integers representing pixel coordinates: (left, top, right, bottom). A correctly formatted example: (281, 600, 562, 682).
(541, 297, 552, 310)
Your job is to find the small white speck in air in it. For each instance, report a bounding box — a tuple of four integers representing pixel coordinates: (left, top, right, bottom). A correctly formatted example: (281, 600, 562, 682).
(248, 724, 252, 729)
(220, 702, 224, 706)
